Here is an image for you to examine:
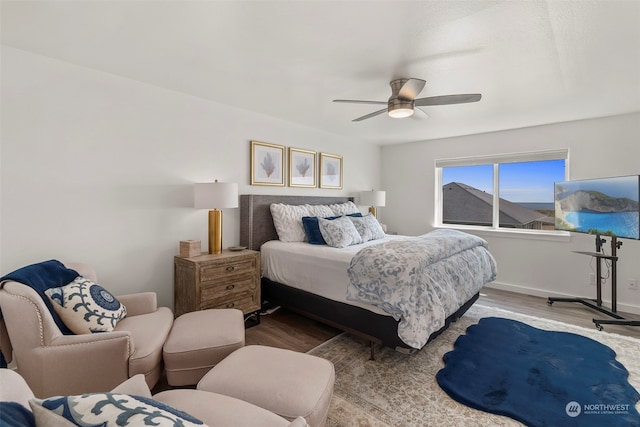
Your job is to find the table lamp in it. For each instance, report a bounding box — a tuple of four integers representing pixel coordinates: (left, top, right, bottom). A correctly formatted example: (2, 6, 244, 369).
(359, 190, 386, 218)
(194, 180, 238, 254)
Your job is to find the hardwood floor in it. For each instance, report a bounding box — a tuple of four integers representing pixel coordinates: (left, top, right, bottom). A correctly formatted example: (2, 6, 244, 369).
(245, 287, 640, 353)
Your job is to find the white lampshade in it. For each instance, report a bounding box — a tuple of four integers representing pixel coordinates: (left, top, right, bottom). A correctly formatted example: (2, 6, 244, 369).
(194, 182, 239, 209)
(359, 190, 386, 207)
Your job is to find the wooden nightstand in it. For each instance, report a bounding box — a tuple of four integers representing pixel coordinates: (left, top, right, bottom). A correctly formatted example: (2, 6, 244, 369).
(174, 249, 261, 325)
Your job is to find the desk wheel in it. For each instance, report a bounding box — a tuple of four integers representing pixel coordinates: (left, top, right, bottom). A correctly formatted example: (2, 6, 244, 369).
(594, 322, 603, 331)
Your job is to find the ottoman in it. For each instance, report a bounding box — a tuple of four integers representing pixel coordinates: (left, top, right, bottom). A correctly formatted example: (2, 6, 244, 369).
(163, 309, 245, 386)
(197, 345, 335, 427)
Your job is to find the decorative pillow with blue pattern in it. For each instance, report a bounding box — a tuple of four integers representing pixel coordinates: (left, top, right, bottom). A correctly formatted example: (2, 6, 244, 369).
(318, 216, 362, 248)
(45, 277, 127, 335)
(29, 393, 207, 427)
(349, 214, 386, 242)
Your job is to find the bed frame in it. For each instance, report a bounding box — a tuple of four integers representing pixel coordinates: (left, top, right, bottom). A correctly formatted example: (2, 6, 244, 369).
(239, 194, 479, 358)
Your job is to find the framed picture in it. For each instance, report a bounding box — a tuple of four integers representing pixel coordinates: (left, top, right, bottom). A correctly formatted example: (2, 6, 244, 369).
(289, 148, 317, 188)
(250, 140, 285, 186)
(319, 152, 343, 189)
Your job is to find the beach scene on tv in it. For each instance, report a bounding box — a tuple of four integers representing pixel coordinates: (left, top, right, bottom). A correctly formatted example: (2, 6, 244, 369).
(555, 175, 640, 240)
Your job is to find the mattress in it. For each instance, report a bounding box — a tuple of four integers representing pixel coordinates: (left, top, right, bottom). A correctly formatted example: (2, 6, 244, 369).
(261, 237, 406, 316)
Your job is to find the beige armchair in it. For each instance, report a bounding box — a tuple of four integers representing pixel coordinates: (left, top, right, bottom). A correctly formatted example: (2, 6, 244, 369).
(0, 262, 173, 398)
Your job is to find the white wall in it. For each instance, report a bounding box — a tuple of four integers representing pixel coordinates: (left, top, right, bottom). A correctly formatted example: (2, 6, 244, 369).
(0, 47, 381, 307)
(381, 113, 640, 314)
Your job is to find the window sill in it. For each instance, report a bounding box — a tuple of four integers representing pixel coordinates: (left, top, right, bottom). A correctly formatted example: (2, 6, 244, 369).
(434, 224, 571, 242)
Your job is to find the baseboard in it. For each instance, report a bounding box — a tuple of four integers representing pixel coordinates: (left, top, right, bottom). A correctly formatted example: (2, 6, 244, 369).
(485, 281, 640, 316)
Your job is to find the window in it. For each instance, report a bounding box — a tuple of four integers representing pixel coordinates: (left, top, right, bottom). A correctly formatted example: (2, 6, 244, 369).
(436, 150, 568, 232)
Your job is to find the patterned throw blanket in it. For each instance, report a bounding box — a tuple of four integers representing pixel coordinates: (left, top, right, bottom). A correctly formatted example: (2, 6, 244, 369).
(346, 229, 497, 349)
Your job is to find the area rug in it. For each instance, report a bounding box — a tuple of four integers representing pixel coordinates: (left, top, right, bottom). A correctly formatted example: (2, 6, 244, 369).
(308, 304, 640, 427)
(437, 317, 640, 427)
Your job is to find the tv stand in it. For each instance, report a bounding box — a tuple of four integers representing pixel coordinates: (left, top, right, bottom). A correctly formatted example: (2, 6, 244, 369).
(547, 236, 640, 330)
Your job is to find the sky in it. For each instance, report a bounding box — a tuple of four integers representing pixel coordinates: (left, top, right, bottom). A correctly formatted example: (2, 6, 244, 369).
(442, 159, 566, 203)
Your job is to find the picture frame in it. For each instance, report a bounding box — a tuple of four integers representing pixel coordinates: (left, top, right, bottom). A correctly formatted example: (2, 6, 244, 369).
(289, 148, 317, 188)
(250, 140, 285, 186)
(319, 152, 343, 189)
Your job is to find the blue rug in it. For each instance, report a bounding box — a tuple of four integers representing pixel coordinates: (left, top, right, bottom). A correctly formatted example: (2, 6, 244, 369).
(436, 317, 640, 427)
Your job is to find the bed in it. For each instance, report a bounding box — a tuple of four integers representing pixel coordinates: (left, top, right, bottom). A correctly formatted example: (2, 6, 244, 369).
(239, 194, 497, 358)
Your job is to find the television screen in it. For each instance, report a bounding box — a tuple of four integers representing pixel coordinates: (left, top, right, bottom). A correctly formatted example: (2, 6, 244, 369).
(554, 175, 640, 240)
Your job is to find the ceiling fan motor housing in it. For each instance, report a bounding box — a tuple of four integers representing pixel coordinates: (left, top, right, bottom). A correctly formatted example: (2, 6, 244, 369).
(387, 98, 414, 118)
(388, 79, 416, 118)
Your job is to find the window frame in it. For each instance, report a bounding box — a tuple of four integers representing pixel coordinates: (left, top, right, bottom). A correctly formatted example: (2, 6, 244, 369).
(434, 149, 570, 239)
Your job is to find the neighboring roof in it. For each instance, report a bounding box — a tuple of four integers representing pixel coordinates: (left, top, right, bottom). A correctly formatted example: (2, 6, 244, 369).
(442, 182, 548, 226)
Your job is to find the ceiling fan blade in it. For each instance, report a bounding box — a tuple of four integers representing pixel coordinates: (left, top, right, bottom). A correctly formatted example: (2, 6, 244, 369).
(397, 78, 426, 100)
(415, 107, 430, 119)
(333, 99, 387, 105)
(415, 94, 482, 106)
(353, 108, 388, 122)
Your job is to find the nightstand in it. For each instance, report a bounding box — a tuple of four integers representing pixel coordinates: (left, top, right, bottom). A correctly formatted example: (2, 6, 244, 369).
(174, 249, 261, 325)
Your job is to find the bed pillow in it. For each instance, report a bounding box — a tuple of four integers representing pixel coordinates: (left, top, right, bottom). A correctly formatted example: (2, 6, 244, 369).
(304, 204, 335, 217)
(328, 201, 360, 216)
(270, 203, 311, 242)
(349, 214, 386, 242)
(44, 277, 127, 335)
(29, 393, 207, 427)
(302, 216, 339, 244)
(318, 216, 362, 248)
(302, 213, 363, 245)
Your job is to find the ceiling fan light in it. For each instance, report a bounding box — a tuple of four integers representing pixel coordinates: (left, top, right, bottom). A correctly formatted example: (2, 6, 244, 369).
(388, 107, 414, 118)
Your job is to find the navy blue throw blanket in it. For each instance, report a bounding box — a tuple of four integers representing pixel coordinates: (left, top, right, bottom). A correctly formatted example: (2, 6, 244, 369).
(0, 260, 80, 365)
(436, 317, 640, 427)
(0, 402, 36, 427)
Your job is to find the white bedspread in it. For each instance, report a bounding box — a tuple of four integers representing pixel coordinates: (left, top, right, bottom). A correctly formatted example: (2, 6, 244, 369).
(261, 237, 406, 316)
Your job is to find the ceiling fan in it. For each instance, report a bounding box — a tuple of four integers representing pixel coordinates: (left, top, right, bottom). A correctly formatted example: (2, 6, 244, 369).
(333, 78, 481, 122)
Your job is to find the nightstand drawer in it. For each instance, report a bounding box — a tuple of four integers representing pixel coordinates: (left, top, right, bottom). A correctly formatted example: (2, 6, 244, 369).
(200, 277, 257, 295)
(200, 259, 256, 282)
(201, 292, 260, 313)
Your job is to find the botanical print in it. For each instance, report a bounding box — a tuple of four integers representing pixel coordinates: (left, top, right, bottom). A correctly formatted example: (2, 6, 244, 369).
(289, 148, 316, 187)
(320, 152, 343, 189)
(251, 140, 285, 186)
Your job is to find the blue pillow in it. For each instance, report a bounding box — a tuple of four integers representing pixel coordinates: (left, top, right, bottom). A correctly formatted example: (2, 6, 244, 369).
(0, 402, 35, 427)
(302, 213, 363, 245)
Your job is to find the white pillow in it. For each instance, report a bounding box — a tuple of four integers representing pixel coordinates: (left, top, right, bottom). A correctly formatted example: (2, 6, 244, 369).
(328, 201, 360, 216)
(270, 203, 311, 242)
(349, 214, 386, 242)
(318, 216, 362, 248)
(45, 277, 127, 335)
(304, 204, 335, 217)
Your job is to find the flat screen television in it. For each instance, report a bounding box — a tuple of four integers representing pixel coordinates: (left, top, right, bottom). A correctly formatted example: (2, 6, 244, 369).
(554, 175, 640, 240)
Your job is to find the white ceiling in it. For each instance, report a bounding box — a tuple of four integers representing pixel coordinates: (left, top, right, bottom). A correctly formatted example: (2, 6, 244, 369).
(2, 1, 639, 146)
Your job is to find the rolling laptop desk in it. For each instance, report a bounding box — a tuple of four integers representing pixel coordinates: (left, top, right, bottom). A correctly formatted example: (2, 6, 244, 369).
(547, 236, 640, 330)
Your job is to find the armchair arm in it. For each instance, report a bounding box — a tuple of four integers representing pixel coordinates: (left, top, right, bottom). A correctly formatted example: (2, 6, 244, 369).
(23, 331, 132, 398)
(117, 292, 158, 317)
(0, 369, 34, 407)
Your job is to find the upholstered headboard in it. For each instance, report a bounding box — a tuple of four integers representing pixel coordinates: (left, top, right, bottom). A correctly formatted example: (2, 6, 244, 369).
(239, 194, 354, 251)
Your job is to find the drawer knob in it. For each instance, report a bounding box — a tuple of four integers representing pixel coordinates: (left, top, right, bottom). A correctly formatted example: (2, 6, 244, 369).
(226, 302, 235, 308)
(226, 266, 235, 272)
(226, 284, 235, 291)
